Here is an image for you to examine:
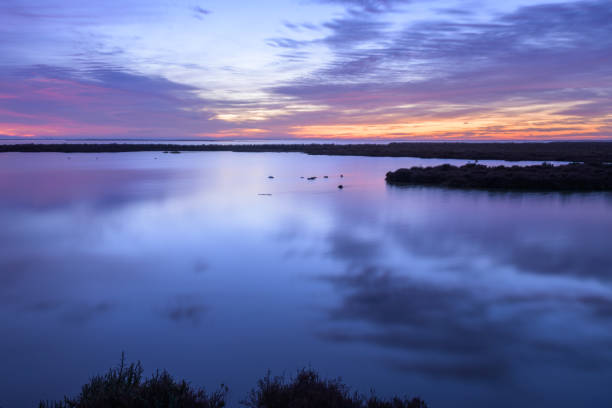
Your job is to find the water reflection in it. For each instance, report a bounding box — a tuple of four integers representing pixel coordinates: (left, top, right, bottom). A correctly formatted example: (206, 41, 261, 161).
(319, 265, 612, 377)
(0, 152, 611, 408)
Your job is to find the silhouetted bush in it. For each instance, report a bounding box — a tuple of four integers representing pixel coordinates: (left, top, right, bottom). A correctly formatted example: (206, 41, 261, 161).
(39, 354, 227, 408)
(39, 360, 427, 408)
(385, 162, 612, 191)
(242, 369, 427, 408)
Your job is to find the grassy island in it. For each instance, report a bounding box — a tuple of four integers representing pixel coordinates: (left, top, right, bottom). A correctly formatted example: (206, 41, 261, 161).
(385, 162, 612, 191)
(2, 141, 612, 162)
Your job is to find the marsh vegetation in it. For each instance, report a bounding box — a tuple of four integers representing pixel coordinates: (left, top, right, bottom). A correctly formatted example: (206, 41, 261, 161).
(40, 357, 426, 408)
(385, 162, 612, 190)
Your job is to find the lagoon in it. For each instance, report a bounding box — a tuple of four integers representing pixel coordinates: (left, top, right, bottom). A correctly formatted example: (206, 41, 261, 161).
(1, 152, 611, 407)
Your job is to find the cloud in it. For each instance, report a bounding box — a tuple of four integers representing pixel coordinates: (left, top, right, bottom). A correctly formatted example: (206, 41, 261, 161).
(267, 0, 612, 139)
(315, 0, 411, 14)
(62, 301, 114, 324)
(0, 64, 229, 138)
(2, 0, 612, 140)
(193, 6, 211, 20)
(322, 17, 390, 48)
(162, 295, 208, 325)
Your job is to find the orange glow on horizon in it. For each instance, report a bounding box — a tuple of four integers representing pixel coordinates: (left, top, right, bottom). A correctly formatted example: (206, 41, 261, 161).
(2, 102, 610, 140)
(287, 107, 610, 140)
(288, 122, 604, 140)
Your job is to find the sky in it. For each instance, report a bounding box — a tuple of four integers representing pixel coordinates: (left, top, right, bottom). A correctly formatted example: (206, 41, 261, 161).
(0, 0, 611, 140)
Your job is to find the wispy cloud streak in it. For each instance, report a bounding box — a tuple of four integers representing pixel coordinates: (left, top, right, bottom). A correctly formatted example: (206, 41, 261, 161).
(267, 0, 612, 139)
(0, 65, 227, 138)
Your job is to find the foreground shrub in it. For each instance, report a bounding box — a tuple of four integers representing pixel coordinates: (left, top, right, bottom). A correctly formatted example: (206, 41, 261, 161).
(40, 358, 426, 408)
(39, 354, 227, 408)
(242, 368, 427, 408)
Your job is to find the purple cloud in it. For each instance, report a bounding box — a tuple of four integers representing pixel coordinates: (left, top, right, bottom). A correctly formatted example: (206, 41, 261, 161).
(316, 0, 411, 13)
(193, 6, 211, 20)
(0, 64, 230, 138)
(264, 0, 612, 138)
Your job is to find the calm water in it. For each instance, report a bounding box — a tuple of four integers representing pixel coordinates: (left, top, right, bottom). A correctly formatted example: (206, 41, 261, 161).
(1, 152, 611, 408)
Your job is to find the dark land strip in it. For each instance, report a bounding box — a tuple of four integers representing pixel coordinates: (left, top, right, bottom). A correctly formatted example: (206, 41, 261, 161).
(2, 141, 612, 162)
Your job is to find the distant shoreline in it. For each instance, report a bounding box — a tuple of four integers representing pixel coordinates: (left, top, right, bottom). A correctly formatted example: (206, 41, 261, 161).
(1, 141, 612, 162)
(386, 163, 612, 191)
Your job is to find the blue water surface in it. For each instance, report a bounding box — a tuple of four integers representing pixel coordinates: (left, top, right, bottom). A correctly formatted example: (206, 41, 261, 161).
(1, 151, 611, 407)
